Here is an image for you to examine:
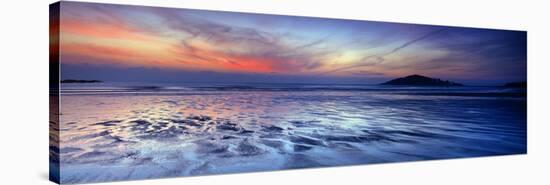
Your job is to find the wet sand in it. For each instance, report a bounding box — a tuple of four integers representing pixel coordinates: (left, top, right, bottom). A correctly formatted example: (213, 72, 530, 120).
(56, 89, 526, 183)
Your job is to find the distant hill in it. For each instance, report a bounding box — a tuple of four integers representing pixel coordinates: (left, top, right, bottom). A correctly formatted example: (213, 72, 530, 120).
(504, 81, 527, 88)
(381, 74, 463, 86)
(61, 79, 102, 83)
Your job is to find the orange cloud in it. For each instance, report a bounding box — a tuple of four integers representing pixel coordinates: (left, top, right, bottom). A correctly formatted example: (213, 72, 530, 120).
(220, 57, 275, 73)
(59, 19, 183, 68)
(166, 40, 277, 73)
(60, 18, 301, 75)
(61, 20, 154, 41)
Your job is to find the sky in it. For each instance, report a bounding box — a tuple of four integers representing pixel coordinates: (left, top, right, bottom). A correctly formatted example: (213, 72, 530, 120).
(56, 1, 526, 85)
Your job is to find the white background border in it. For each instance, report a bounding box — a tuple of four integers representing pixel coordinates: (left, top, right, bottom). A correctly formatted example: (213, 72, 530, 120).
(0, 0, 547, 184)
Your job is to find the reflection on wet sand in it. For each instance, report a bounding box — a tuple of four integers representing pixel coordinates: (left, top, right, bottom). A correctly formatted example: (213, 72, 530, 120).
(58, 90, 526, 183)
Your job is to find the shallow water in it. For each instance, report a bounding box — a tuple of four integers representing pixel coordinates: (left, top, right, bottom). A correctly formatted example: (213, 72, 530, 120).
(55, 84, 526, 183)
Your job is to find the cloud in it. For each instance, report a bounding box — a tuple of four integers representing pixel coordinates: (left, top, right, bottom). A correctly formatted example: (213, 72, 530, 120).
(383, 29, 446, 55)
(324, 28, 446, 74)
(145, 9, 335, 74)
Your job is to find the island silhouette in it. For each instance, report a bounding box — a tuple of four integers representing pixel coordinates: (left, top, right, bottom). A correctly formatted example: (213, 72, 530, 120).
(504, 81, 527, 88)
(61, 79, 102, 83)
(381, 74, 463, 86)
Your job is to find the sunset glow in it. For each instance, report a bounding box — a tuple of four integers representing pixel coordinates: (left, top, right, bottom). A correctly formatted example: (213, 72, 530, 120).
(59, 2, 526, 85)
